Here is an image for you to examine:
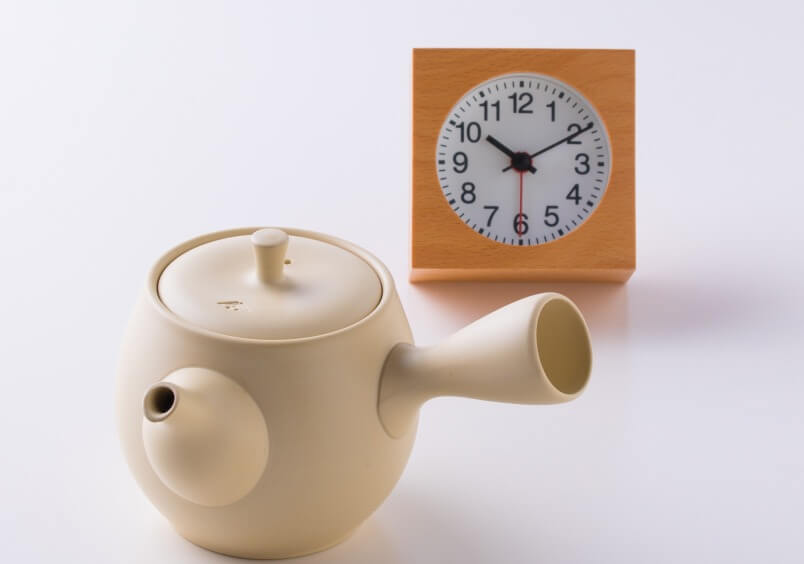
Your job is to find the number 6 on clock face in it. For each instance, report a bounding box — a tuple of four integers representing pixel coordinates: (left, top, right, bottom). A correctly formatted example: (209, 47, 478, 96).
(436, 72, 613, 246)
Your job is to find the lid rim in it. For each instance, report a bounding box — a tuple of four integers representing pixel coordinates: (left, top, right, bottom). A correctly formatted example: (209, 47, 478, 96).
(146, 227, 395, 345)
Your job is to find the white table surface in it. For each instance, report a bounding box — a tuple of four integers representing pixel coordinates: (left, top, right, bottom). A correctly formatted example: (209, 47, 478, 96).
(2, 1, 802, 562)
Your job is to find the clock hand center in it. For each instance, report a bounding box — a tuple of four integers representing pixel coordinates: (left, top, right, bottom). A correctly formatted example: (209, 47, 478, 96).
(511, 152, 535, 173)
(486, 134, 536, 174)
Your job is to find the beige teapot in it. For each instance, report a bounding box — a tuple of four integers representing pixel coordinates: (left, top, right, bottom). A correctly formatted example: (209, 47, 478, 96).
(115, 227, 592, 559)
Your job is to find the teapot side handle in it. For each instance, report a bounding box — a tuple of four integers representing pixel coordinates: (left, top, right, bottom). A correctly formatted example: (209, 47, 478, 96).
(377, 293, 592, 438)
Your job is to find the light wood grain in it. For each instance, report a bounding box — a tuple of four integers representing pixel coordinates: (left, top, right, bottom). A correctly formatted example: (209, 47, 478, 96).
(411, 48, 635, 282)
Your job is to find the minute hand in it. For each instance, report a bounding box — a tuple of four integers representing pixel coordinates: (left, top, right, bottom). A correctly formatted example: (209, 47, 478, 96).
(504, 122, 594, 171)
(530, 122, 594, 158)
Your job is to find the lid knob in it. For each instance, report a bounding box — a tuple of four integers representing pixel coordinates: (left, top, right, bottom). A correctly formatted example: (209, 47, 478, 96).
(251, 228, 289, 284)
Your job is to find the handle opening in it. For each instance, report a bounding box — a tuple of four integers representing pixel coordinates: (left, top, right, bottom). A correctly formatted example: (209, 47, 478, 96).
(535, 298, 592, 396)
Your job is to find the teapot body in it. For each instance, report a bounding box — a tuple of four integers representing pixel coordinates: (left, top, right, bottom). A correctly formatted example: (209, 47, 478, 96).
(116, 229, 416, 559)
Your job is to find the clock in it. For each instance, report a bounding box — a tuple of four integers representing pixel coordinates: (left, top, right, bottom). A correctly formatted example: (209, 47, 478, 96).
(436, 72, 612, 246)
(411, 49, 634, 282)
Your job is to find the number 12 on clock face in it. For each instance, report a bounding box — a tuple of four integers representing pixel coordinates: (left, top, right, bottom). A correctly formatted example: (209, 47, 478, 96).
(436, 72, 612, 246)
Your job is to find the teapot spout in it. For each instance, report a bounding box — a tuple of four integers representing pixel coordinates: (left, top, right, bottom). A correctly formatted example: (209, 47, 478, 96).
(143, 382, 179, 422)
(378, 293, 592, 438)
(141, 368, 269, 507)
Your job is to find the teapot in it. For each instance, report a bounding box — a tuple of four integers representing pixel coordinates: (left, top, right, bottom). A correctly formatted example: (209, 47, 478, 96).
(115, 227, 592, 559)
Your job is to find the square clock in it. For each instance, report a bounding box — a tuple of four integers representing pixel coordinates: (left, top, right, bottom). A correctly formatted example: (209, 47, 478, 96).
(411, 48, 634, 282)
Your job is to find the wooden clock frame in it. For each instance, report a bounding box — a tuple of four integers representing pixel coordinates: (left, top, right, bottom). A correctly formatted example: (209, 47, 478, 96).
(411, 48, 635, 282)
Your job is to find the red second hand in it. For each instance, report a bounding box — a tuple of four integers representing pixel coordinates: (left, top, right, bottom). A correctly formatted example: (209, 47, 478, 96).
(517, 171, 524, 236)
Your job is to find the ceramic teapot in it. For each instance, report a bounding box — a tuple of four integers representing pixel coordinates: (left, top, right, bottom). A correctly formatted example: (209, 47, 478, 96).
(116, 227, 592, 559)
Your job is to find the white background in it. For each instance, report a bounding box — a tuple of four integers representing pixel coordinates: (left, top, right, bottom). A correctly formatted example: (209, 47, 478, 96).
(1, 1, 802, 563)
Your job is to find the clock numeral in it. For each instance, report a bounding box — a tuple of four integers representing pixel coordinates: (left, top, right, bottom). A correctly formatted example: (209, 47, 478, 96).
(457, 121, 482, 143)
(566, 183, 581, 205)
(452, 151, 468, 173)
(513, 213, 529, 235)
(546, 100, 556, 122)
(544, 205, 560, 227)
(566, 123, 583, 144)
(479, 100, 500, 121)
(574, 153, 590, 175)
(461, 182, 477, 203)
(508, 92, 533, 114)
(483, 205, 499, 227)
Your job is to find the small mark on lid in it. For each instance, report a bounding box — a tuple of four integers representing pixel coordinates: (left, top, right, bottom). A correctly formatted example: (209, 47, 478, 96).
(217, 300, 244, 312)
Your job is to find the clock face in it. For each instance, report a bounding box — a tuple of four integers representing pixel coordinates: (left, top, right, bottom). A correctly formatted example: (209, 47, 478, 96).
(436, 73, 612, 246)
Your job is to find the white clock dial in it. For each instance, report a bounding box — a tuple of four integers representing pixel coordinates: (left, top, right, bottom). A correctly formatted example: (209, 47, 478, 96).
(436, 73, 612, 246)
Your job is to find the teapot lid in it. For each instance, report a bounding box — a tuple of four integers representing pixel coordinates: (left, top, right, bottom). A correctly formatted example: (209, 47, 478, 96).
(157, 228, 382, 340)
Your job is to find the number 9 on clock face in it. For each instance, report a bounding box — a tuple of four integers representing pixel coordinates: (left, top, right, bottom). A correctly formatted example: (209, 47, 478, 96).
(436, 72, 612, 246)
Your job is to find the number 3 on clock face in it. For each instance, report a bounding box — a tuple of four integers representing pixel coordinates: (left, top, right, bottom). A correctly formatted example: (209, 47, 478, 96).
(436, 73, 612, 246)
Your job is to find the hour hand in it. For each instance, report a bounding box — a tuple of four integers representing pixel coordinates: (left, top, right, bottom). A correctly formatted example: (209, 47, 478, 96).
(486, 134, 515, 157)
(486, 135, 537, 174)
